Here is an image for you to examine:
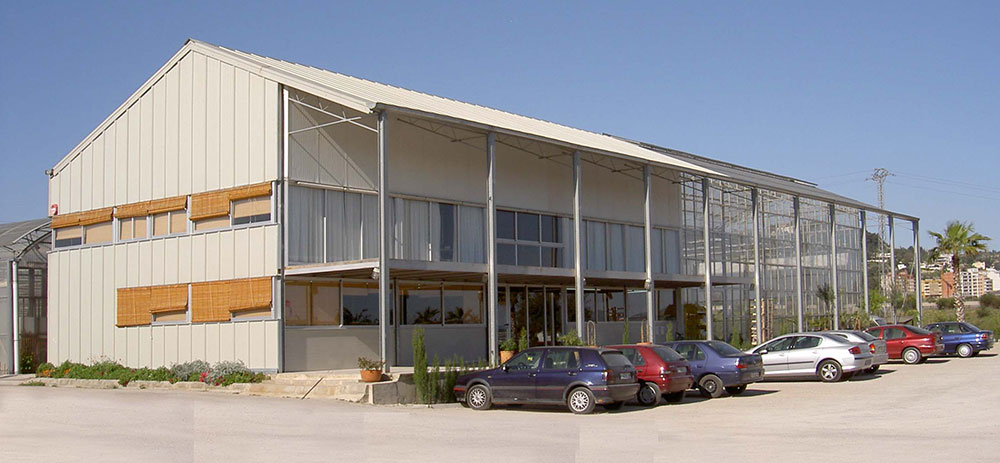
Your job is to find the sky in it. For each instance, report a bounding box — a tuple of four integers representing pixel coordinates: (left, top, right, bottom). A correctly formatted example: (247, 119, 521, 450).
(1, 1, 998, 250)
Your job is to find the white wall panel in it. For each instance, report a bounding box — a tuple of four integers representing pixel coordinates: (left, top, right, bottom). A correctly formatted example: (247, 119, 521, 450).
(178, 56, 193, 195)
(264, 320, 279, 370)
(69, 155, 82, 213)
(163, 238, 179, 284)
(233, 228, 249, 279)
(152, 83, 166, 199)
(103, 247, 115, 357)
(249, 322, 265, 368)
(264, 80, 279, 181)
(139, 91, 154, 201)
(91, 249, 104, 358)
(79, 249, 92, 363)
(114, 246, 128, 362)
(138, 326, 151, 367)
(264, 226, 278, 275)
(58, 161, 70, 212)
(219, 62, 236, 189)
(80, 143, 93, 211)
(138, 241, 152, 286)
(219, 323, 235, 361)
(126, 327, 139, 367)
(248, 74, 265, 183)
(164, 66, 179, 197)
(68, 251, 80, 362)
(59, 252, 70, 362)
(190, 233, 206, 282)
(205, 57, 221, 191)
(205, 232, 220, 281)
(191, 323, 206, 362)
(218, 231, 234, 280)
(127, 105, 141, 203)
(151, 325, 165, 367)
(164, 325, 178, 366)
(234, 68, 250, 186)
(234, 322, 250, 364)
(205, 323, 220, 362)
(114, 118, 128, 205)
(177, 238, 191, 282)
(150, 239, 165, 285)
(46, 253, 58, 363)
(177, 326, 192, 364)
(191, 52, 208, 193)
(248, 226, 265, 277)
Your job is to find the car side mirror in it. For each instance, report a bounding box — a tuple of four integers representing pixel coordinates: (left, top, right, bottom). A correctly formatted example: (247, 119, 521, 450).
(501, 364, 509, 372)
(758, 349, 768, 355)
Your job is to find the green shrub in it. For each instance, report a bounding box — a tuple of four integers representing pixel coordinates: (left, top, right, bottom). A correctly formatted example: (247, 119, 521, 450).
(980, 293, 1000, 309)
(19, 350, 35, 374)
(34, 359, 266, 387)
(20, 380, 45, 386)
(35, 362, 55, 377)
(498, 336, 518, 352)
(357, 357, 384, 370)
(557, 330, 585, 346)
(936, 297, 956, 310)
(412, 327, 429, 403)
(170, 360, 209, 380)
(517, 328, 529, 351)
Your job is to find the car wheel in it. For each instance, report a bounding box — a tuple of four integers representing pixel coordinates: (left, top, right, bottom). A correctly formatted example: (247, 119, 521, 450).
(724, 384, 747, 396)
(698, 375, 724, 399)
(466, 384, 492, 411)
(604, 401, 625, 411)
(567, 387, 596, 414)
(957, 343, 974, 358)
(663, 390, 686, 403)
(636, 383, 660, 406)
(902, 347, 921, 365)
(817, 360, 843, 382)
(866, 365, 880, 374)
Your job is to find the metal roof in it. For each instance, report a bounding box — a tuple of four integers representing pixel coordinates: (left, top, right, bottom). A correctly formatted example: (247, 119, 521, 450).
(0, 218, 50, 261)
(51, 39, 916, 221)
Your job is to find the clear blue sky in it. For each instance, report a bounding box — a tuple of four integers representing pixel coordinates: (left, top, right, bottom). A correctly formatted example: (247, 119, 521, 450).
(2, 1, 998, 250)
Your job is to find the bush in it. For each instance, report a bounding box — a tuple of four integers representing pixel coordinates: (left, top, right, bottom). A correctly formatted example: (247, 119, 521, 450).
(357, 357, 384, 370)
(498, 336, 518, 352)
(413, 327, 429, 403)
(937, 297, 956, 310)
(557, 330, 585, 346)
(517, 328, 529, 351)
(34, 359, 267, 387)
(980, 293, 1000, 309)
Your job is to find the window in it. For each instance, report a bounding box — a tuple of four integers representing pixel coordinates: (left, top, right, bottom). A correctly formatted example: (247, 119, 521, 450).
(311, 283, 341, 325)
(885, 328, 907, 340)
(233, 197, 271, 225)
(152, 210, 187, 236)
(505, 350, 542, 370)
(626, 290, 647, 321)
(496, 209, 569, 268)
(119, 216, 147, 240)
(54, 227, 83, 248)
(542, 349, 580, 370)
(342, 282, 379, 325)
(437, 203, 456, 262)
(401, 283, 441, 325)
(620, 348, 645, 366)
(195, 216, 230, 231)
(762, 337, 796, 352)
(284, 283, 310, 326)
(652, 346, 684, 362)
(443, 284, 483, 324)
(792, 336, 822, 349)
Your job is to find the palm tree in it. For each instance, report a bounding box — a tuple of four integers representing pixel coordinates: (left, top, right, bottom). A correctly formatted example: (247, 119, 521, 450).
(929, 221, 991, 322)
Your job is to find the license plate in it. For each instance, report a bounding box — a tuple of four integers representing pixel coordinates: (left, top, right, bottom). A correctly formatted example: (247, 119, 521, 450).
(619, 373, 631, 380)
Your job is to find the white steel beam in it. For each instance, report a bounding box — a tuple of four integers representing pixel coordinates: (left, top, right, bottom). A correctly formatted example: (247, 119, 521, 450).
(752, 188, 763, 343)
(861, 210, 870, 315)
(573, 151, 585, 337)
(377, 110, 391, 373)
(794, 196, 804, 332)
(914, 220, 922, 323)
(702, 178, 713, 341)
(830, 204, 840, 330)
(643, 165, 655, 342)
(486, 132, 498, 365)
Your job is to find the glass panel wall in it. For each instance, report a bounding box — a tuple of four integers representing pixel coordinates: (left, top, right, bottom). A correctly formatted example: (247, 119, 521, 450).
(288, 185, 377, 265)
(392, 198, 485, 264)
(496, 209, 573, 268)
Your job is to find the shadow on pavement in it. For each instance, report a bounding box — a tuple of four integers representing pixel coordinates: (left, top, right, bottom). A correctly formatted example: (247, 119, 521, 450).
(975, 353, 996, 358)
(922, 359, 951, 364)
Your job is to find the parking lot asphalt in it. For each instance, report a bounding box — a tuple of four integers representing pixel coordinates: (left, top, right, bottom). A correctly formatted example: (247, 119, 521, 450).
(3, 352, 999, 463)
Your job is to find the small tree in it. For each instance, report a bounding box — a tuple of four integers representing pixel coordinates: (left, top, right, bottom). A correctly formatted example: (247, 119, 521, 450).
(412, 327, 429, 403)
(930, 221, 991, 322)
(517, 327, 529, 351)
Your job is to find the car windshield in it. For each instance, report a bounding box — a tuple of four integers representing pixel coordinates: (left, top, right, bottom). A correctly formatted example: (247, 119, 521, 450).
(600, 352, 631, 368)
(706, 341, 742, 356)
(905, 325, 933, 335)
(847, 331, 877, 342)
(651, 346, 683, 362)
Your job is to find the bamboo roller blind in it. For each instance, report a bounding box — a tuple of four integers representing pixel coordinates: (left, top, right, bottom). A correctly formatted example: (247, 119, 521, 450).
(116, 284, 189, 327)
(191, 277, 272, 322)
(51, 207, 114, 229)
(115, 196, 187, 218)
(190, 182, 272, 220)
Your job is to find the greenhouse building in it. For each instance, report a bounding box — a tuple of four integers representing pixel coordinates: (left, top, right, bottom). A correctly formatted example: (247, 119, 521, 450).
(45, 40, 919, 372)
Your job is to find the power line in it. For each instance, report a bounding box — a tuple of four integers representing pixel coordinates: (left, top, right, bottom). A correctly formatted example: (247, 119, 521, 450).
(894, 171, 1000, 195)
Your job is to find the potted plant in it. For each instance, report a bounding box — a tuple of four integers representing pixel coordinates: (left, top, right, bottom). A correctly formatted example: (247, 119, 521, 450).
(499, 337, 518, 364)
(357, 357, 385, 383)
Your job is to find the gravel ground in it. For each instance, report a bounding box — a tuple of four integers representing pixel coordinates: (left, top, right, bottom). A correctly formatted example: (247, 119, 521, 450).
(2, 352, 998, 463)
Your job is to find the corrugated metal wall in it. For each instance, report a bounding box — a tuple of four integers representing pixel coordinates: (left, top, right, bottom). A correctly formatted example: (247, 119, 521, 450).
(46, 50, 281, 370)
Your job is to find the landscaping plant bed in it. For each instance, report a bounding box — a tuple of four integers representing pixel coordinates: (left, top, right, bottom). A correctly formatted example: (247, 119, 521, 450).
(35, 359, 268, 387)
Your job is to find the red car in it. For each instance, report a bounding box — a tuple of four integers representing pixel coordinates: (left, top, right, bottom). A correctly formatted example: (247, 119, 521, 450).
(609, 344, 695, 406)
(865, 324, 944, 364)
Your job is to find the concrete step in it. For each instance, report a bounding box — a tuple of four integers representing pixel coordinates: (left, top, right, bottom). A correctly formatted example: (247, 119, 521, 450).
(246, 375, 374, 401)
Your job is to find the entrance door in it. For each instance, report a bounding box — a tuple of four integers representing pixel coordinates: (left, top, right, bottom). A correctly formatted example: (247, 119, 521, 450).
(527, 287, 546, 347)
(545, 289, 564, 345)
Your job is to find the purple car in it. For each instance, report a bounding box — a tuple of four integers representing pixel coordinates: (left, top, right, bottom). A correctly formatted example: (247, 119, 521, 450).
(664, 340, 764, 398)
(453, 347, 639, 414)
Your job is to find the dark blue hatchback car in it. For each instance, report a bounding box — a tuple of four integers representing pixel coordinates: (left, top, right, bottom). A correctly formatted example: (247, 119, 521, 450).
(454, 347, 639, 414)
(664, 340, 764, 398)
(925, 322, 995, 357)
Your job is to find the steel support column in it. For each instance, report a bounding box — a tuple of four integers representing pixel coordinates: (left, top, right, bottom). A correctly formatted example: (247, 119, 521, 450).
(573, 151, 584, 337)
(889, 215, 896, 295)
(376, 110, 391, 373)
(752, 189, 762, 344)
(794, 196, 804, 332)
(914, 220, 922, 323)
(830, 204, 840, 330)
(702, 178, 713, 340)
(277, 86, 289, 373)
(643, 165, 654, 343)
(11, 260, 19, 375)
(861, 210, 870, 315)
(486, 132, 498, 365)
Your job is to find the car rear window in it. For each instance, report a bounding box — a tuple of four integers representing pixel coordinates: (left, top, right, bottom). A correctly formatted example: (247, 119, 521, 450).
(600, 352, 632, 368)
(905, 325, 932, 335)
(651, 346, 683, 361)
(854, 331, 877, 342)
(706, 341, 742, 356)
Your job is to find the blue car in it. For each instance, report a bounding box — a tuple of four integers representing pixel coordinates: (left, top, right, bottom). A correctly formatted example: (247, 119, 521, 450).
(924, 322, 995, 358)
(453, 347, 639, 414)
(664, 340, 764, 398)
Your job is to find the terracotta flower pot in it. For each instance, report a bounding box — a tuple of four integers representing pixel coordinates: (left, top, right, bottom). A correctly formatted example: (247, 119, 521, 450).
(360, 369, 383, 383)
(499, 350, 516, 364)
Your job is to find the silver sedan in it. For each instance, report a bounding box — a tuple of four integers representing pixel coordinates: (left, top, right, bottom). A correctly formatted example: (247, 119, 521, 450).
(748, 333, 875, 382)
(823, 330, 889, 374)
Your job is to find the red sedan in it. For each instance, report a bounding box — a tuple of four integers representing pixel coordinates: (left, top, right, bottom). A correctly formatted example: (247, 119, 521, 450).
(865, 324, 944, 364)
(609, 344, 695, 406)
